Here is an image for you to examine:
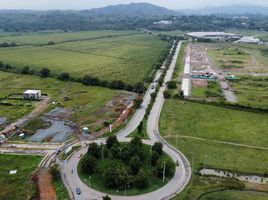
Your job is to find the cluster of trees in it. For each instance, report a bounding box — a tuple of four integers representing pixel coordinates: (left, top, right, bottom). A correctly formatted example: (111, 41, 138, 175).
(0, 9, 268, 32)
(0, 42, 17, 47)
(80, 136, 174, 189)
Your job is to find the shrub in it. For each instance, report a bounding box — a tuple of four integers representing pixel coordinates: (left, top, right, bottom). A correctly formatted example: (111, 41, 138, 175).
(106, 135, 118, 149)
(81, 155, 97, 175)
(152, 142, 163, 155)
(129, 156, 142, 175)
(40, 68, 50, 77)
(87, 142, 101, 159)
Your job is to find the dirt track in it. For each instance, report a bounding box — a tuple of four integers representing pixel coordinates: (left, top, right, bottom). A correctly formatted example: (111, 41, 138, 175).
(37, 168, 56, 200)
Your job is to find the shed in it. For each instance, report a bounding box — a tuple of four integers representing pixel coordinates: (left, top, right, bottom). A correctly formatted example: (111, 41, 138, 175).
(23, 90, 41, 100)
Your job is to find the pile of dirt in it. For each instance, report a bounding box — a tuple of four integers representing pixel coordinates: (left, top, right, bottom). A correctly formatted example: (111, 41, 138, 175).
(36, 168, 56, 200)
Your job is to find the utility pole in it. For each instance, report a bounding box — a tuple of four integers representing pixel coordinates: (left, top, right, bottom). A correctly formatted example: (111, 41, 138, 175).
(163, 161, 166, 182)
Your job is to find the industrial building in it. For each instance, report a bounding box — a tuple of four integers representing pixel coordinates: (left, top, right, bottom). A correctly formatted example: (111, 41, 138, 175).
(23, 90, 42, 100)
(187, 32, 241, 41)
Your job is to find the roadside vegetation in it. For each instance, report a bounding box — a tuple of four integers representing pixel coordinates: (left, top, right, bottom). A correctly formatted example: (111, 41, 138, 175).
(78, 136, 175, 195)
(0, 154, 42, 200)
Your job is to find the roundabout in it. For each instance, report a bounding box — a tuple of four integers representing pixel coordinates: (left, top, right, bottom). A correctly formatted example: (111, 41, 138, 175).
(60, 41, 191, 200)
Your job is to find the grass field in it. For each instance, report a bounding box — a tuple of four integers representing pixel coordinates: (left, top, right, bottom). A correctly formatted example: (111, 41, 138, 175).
(208, 43, 268, 74)
(229, 76, 268, 109)
(0, 31, 169, 85)
(160, 100, 268, 148)
(0, 71, 120, 133)
(200, 190, 268, 200)
(0, 154, 42, 200)
(191, 81, 223, 100)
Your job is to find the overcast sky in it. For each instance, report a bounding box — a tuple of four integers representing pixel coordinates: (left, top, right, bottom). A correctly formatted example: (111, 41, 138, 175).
(0, 0, 268, 10)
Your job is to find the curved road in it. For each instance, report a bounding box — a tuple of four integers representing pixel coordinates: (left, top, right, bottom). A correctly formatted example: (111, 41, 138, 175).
(61, 41, 191, 200)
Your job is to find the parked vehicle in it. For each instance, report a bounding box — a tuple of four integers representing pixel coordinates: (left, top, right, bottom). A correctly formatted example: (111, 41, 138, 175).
(76, 187, 81, 195)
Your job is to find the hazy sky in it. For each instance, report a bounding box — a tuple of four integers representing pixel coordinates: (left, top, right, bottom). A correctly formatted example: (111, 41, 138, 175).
(0, 0, 268, 10)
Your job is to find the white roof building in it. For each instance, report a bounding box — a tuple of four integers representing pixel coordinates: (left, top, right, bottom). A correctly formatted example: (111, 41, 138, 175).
(23, 90, 42, 100)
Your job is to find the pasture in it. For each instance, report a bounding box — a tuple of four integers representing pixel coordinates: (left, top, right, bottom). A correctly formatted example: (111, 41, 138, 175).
(160, 99, 268, 174)
(0, 154, 42, 200)
(0, 31, 169, 85)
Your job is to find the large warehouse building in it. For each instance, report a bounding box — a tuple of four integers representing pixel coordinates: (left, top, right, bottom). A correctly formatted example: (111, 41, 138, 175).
(187, 32, 241, 41)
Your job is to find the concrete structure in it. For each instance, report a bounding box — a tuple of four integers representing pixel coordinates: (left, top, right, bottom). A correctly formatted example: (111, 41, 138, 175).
(23, 90, 41, 100)
(235, 36, 260, 44)
(187, 32, 240, 41)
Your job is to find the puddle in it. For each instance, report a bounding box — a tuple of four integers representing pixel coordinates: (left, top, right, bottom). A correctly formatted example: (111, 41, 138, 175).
(29, 119, 72, 143)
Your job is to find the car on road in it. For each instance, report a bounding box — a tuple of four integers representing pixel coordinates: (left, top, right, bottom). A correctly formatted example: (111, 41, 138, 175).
(76, 187, 81, 195)
(151, 85, 155, 89)
(9, 144, 17, 148)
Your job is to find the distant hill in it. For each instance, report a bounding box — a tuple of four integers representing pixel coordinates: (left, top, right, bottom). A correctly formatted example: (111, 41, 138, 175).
(182, 5, 268, 16)
(88, 3, 177, 17)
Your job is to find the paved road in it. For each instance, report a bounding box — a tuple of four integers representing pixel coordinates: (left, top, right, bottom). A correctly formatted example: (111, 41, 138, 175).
(61, 41, 191, 200)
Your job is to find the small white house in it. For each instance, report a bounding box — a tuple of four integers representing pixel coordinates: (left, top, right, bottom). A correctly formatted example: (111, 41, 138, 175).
(23, 90, 42, 100)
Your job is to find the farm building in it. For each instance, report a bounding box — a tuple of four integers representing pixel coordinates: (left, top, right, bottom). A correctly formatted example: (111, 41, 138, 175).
(23, 90, 42, 100)
(187, 32, 241, 41)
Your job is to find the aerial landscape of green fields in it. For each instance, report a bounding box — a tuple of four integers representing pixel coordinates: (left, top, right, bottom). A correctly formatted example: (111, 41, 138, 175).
(0, 1, 268, 200)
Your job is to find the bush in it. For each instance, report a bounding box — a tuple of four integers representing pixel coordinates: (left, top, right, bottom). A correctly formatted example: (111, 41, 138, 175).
(58, 72, 70, 80)
(151, 151, 160, 166)
(50, 165, 61, 181)
(129, 156, 142, 175)
(21, 66, 30, 74)
(167, 81, 177, 89)
(163, 90, 172, 99)
(104, 162, 128, 188)
(106, 135, 118, 149)
(40, 68, 50, 77)
(152, 142, 163, 155)
(135, 169, 148, 188)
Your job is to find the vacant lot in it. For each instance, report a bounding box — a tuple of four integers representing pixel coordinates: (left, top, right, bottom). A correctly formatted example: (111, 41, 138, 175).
(160, 100, 268, 147)
(0, 71, 129, 138)
(208, 43, 268, 74)
(0, 154, 42, 200)
(0, 31, 169, 85)
(229, 76, 268, 109)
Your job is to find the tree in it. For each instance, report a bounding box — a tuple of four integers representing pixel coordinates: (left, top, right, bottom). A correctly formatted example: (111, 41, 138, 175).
(106, 135, 118, 149)
(133, 82, 145, 94)
(129, 156, 142, 175)
(110, 144, 121, 159)
(82, 75, 100, 86)
(105, 162, 128, 188)
(134, 98, 142, 109)
(151, 151, 160, 166)
(58, 72, 70, 80)
(135, 169, 148, 188)
(152, 142, 163, 155)
(167, 81, 177, 89)
(137, 121, 143, 134)
(109, 80, 125, 90)
(102, 195, 111, 200)
(21, 66, 30, 74)
(81, 155, 97, 174)
(163, 90, 172, 99)
(155, 159, 164, 178)
(40, 68, 50, 77)
(120, 146, 131, 164)
(130, 137, 142, 147)
(50, 165, 61, 181)
(87, 142, 101, 159)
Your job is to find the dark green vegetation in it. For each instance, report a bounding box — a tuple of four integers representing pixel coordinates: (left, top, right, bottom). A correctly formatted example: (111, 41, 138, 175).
(50, 165, 70, 200)
(0, 31, 170, 88)
(0, 4, 268, 32)
(160, 99, 268, 174)
(78, 136, 175, 195)
(0, 154, 42, 200)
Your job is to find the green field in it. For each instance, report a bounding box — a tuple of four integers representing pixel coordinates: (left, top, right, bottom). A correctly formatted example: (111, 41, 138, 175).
(229, 76, 268, 109)
(0, 31, 169, 85)
(200, 190, 268, 200)
(0, 71, 120, 133)
(0, 154, 42, 200)
(191, 81, 223, 100)
(160, 100, 268, 148)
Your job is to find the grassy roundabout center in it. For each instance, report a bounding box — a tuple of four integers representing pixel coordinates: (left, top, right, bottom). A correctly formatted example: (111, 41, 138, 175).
(77, 136, 175, 196)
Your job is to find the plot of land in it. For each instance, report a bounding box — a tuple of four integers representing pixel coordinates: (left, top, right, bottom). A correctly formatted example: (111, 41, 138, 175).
(160, 99, 268, 174)
(0, 154, 42, 200)
(0, 31, 169, 85)
(0, 71, 134, 141)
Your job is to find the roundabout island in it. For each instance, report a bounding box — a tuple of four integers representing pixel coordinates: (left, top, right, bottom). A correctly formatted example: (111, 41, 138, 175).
(78, 136, 176, 196)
